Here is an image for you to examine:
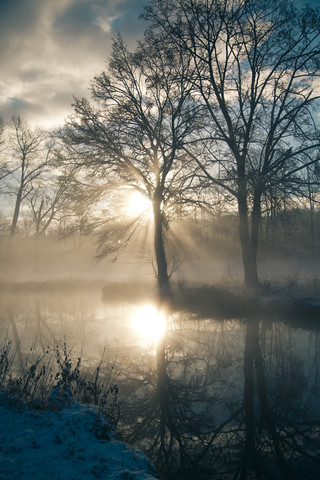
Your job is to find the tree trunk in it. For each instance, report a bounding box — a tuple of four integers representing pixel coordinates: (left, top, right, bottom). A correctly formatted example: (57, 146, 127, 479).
(238, 187, 260, 288)
(249, 186, 262, 286)
(153, 187, 172, 305)
(308, 191, 315, 252)
(10, 188, 23, 237)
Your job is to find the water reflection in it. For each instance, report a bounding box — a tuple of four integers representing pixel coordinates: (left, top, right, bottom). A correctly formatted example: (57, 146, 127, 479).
(1, 288, 320, 479)
(131, 305, 167, 346)
(121, 315, 320, 479)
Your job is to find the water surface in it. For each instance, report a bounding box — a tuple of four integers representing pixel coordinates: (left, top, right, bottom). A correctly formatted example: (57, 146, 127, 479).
(1, 286, 319, 479)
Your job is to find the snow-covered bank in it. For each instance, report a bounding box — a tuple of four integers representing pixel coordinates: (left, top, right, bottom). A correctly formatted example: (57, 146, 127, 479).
(0, 390, 158, 480)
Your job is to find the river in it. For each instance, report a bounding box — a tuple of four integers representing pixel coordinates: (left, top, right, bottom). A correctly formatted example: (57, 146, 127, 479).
(0, 282, 319, 479)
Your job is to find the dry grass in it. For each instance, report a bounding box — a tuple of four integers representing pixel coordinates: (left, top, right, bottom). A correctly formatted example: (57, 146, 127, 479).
(0, 337, 120, 423)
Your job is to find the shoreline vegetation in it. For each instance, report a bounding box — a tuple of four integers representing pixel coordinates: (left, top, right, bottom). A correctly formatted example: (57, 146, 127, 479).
(0, 277, 319, 327)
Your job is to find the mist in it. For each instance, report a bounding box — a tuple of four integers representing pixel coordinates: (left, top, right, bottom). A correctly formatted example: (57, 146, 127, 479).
(1, 209, 319, 285)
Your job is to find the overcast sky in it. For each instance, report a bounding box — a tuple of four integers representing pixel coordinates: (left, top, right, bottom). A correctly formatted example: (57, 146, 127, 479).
(0, 0, 319, 130)
(0, 0, 148, 129)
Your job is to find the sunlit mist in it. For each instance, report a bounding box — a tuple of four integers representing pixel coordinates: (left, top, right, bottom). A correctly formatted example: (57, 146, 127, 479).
(131, 304, 167, 345)
(125, 190, 153, 219)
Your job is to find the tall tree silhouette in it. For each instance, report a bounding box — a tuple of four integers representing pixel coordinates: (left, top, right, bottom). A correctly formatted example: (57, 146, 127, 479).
(62, 32, 202, 302)
(145, 0, 320, 287)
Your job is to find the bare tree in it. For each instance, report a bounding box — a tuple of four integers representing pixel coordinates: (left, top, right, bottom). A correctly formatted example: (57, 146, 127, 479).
(0, 119, 11, 185)
(3, 116, 54, 237)
(27, 166, 78, 238)
(0, 118, 4, 157)
(55, 173, 109, 248)
(62, 32, 203, 302)
(145, 0, 320, 287)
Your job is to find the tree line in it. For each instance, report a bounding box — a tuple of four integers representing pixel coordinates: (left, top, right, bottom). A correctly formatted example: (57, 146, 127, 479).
(1, 0, 320, 291)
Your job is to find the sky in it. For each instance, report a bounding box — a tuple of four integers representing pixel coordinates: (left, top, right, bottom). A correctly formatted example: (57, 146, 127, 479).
(0, 0, 319, 130)
(0, 0, 149, 129)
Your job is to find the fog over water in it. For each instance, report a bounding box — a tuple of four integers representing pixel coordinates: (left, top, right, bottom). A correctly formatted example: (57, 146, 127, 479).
(1, 233, 320, 479)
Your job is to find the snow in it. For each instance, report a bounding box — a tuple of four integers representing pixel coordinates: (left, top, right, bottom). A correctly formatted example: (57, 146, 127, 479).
(0, 389, 158, 480)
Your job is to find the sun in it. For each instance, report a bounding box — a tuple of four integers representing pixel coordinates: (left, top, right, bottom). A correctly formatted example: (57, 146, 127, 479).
(132, 305, 167, 345)
(125, 190, 153, 219)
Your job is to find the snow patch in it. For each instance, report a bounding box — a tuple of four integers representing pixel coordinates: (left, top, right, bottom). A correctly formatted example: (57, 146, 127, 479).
(0, 390, 158, 479)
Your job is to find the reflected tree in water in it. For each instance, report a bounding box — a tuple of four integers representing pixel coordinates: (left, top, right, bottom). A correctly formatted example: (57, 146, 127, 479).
(1, 289, 320, 479)
(119, 312, 320, 479)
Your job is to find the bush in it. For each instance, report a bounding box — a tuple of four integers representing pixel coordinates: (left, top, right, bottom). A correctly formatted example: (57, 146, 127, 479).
(0, 337, 120, 424)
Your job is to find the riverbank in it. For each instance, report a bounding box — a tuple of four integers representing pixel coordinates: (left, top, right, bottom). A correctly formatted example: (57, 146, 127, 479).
(0, 389, 158, 480)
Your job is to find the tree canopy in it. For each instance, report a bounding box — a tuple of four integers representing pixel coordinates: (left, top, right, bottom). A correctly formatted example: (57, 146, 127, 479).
(62, 32, 204, 300)
(144, 0, 320, 286)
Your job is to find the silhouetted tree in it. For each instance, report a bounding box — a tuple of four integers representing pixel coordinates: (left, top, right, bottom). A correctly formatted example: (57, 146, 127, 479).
(0, 120, 13, 185)
(302, 163, 320, 251)
(0, 118, 5, 161)
(24, 165, 78, 272)
(62, 32, 202, 302)
(145, 0, 320, 287)
(3, 116, 54, 237)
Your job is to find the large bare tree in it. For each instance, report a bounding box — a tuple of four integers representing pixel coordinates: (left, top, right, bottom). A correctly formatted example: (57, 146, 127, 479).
(145, 0, 320, 287)
(62, 32, 202, 302)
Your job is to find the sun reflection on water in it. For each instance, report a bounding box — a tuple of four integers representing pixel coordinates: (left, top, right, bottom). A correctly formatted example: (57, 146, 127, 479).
(131, 304, 167, 346)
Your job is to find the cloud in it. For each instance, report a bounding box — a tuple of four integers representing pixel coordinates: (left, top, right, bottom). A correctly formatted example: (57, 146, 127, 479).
(0, 0, 148, 129)
(3, 0, 313, 130)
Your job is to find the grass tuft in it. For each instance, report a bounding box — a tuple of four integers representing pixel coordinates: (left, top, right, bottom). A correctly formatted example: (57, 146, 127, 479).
(0, 337, 120, 424)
